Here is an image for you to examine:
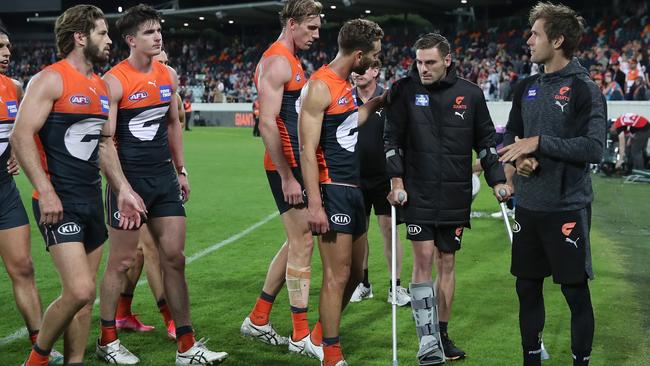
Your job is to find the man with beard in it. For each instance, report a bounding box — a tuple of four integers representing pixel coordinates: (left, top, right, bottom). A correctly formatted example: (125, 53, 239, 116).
(11, 5, 145, 365)
(0, 18, 64, 365)
(97, 4, 227, 365)
(299, 18, 384, 366)
(385, 33, 510, 365)
(240, 0, 324, 360)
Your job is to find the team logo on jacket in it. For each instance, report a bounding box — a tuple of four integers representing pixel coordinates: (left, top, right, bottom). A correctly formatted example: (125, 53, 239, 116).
(453, 96, 467, 110)
(331, 213, 351, 225)
(159, 85, 172, 102)
(57, 222, 81, 235)
(100, 96, 109, 114)
(407, 224, 422, 235)
(70, 95, 91, 105)
(129, 91, 149, 102)
(6, 100, 17, 118)
(415, 94, 429, 106)
(554, 86, 571, 102)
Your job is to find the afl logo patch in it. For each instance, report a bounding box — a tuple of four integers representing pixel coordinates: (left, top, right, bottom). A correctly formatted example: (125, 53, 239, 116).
(129, 91, 149, 102)
(70, 95, 91, 105)
(57, 222, 81, 235)
(337, 96, 349, 105)
(330, 213, 351, 226)
(159, 85, 172, 102)
(512, 220, 521, 233)
(295, 73, 301, 82)
(407, 224, 422, 235)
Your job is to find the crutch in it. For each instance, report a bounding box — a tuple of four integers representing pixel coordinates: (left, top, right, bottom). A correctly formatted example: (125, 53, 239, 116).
(390, 191, 406, 366)
(498, 188, 550, 361)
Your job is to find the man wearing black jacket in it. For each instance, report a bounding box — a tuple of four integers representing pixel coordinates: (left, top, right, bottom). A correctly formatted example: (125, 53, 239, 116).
(385, 33, 510, 365)
(499, 3, 605, 366)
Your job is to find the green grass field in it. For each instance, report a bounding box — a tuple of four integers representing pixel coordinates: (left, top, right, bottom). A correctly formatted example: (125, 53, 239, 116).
(1, 127, 648, 365)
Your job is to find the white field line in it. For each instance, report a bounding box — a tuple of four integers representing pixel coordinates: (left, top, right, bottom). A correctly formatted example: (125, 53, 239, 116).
(0, 212, 279, 346)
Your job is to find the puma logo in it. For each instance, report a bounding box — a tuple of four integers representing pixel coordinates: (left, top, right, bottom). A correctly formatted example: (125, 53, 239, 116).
(0, 96, 3, 103)
(555, 100, 568, 112)
(455, 111, 466, 120)
(148, 80, 157, 87)
(565, 237, 580, 248)
(88, 87, 97, 95)
(375, 109, 383, 117)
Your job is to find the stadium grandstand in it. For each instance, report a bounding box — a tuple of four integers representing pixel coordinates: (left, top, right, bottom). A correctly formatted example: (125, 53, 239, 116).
(1, 1, 649, 366)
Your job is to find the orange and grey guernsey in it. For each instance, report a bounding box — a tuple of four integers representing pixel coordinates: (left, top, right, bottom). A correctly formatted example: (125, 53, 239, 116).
(34, 60, 109, 201)
(254, 41, 305, 171)
(107, 59, 173, 177)
(0, 73, 19, 183)
(311, 65, 359, 185)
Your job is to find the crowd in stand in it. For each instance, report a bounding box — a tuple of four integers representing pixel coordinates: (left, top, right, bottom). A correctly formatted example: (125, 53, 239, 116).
(6, 10, 649, 103)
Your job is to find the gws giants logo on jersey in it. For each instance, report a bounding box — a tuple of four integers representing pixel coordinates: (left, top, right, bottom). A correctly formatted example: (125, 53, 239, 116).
(0, 123, 12, 156)
(57, 222, 81, 235)
(512, 220, 521, 233)
(331, 213, 351, 226)
(336, 112, 359, 152)
(64, 118, 105, 161)
(129, 105, 169, 141)
(159, 85, 172, 102)
(407, 224, 422, 235)
(70, 95, 91, 105)
(6, 100, 17, 118)
(128, 91, 149, 102)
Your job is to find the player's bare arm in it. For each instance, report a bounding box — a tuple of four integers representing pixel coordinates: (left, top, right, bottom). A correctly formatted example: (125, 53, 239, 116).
(258, 55, 303, 204)
(298, 79, 331, 234)
(100, 73, 146, 229)
(165, 65, 190, 201)
(10, 70, 63, 224)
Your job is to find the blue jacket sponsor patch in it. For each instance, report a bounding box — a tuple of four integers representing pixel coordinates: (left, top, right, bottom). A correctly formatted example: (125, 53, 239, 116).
(525, 86, 538, 100)
(415, 94, 429, 106)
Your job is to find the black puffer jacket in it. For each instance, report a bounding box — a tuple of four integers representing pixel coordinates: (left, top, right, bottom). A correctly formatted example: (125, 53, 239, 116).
(384, 63, 505, 226)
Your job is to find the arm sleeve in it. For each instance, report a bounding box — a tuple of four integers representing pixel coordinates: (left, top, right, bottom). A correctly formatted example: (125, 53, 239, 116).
(473, 91, 506, 187)
(538, 80, 606, 163)
(384, 80, 408, 178)
(503, 78, 528, 147)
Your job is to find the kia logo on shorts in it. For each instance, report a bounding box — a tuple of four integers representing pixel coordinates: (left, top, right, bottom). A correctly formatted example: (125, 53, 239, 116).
(407, 224, 422, 235)
(57, 222, 81, 235)
(330, 213, 351, 225)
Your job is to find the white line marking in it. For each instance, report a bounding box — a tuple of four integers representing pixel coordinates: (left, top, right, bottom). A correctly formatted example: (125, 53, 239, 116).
(0, 212, 279, 346)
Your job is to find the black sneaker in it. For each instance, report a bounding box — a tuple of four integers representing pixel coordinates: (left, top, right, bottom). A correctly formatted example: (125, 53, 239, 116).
(441, 334, 466, 360)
